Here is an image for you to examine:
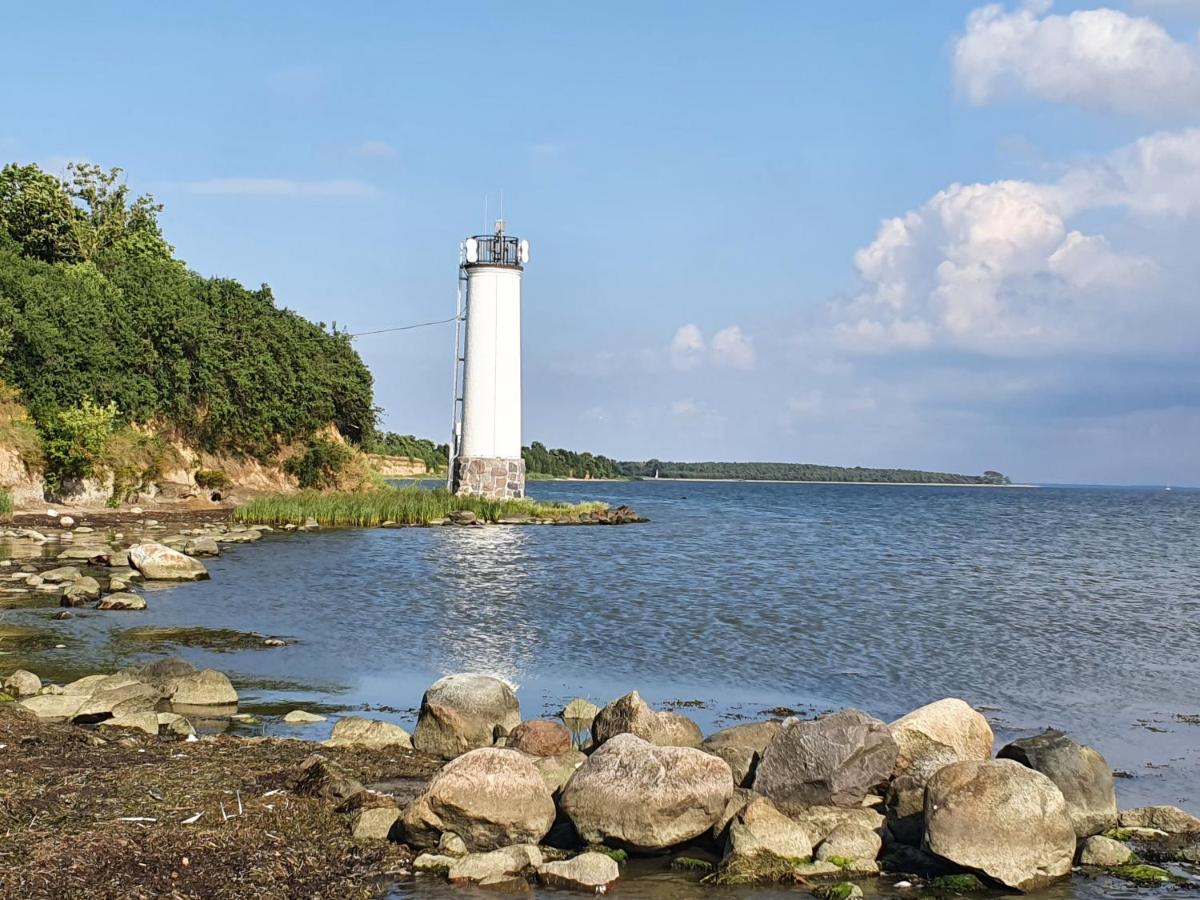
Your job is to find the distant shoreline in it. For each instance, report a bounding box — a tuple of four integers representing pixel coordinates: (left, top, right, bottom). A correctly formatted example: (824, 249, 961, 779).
(637, 478, 1037, 487)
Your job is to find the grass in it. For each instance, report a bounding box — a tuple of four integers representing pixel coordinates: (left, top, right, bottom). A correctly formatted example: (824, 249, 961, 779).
(0, 489, 11, 519)
(671, 856, 716, 873)
(234, 485, 608, 528)
(1110, 864, 1183, 885)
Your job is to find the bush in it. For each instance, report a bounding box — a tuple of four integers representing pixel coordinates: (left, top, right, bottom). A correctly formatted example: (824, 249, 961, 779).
(0, 489, 11, 518)
(283, 438, 355, 490)
(38, 398, 118, 492)
(194, 469, 229, 489)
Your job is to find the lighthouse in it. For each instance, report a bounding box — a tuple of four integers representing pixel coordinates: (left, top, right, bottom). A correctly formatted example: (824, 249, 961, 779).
(449, 220, 529, 499)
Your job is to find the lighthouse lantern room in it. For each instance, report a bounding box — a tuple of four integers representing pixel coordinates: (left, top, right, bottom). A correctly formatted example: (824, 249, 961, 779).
(448, 219, 529, 499)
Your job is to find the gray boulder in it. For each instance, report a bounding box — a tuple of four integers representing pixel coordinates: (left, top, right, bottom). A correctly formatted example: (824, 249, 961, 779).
(538, 852, 620, 893)
(753, 709, 897, 808)
(3, 669, 41, 697)
(724, 795, 813, 862)
(40, 565, 80, 583)
(560, 733, 733, 851)
(447, 844, 542, 884)
(890, 698, 993, 780)
(352, 807, 401, 842)
(998, 730, 1117, 838)
(97, 592, 147, 610)
(1079, 834, 1133, 867)
(591, 690, 703, 748)
(167, 668, 238, 707)
(128, 542, 209, 581)
(62, 576, 101, 606)
(412, 673, 521, 759)
(530, 749, 587, 796)
(701, 720, 781, 787)
(402, 748, 555, 851)
(814, 822, 882, 865)
(326, 716, 413, 749)
(787, 805, 885, 847)
(924, 759, 1076, 892)
(1119, 805, 1200, 834)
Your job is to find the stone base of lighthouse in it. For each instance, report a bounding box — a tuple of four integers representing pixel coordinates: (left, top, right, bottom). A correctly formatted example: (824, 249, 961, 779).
(452, 457, 526, 499)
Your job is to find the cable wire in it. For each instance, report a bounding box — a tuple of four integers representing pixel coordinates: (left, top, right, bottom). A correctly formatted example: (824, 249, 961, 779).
(349, 316, 459, 338)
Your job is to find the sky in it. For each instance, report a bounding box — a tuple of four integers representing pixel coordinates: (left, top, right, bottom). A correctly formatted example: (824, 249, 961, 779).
(2, 1, 1199, 485)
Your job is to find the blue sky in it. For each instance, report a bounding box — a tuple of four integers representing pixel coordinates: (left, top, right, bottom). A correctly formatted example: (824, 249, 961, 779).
(3, 1, 1199, 484)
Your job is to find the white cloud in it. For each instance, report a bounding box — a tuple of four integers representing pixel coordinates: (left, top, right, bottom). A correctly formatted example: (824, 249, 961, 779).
(710, 325, 757, 369)
(180, 178, 377, 197)
(836, 129, 1200, 355)
(669, 324, 706, 371)
(953, 2, 1200, 116)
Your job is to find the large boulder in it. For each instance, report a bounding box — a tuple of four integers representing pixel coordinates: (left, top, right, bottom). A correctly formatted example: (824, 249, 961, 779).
(326, 716, 413, 749)
(724, 795, 813, 862)
(814, 823, 882, 866)
(890, 698, 993, 780)
(97, 592, 147, 610)
(71, 681, 159, 723)
(447, 844, 542, 884)
(786, 805, 885, 847)
(167, 669, 238, 707)
(412, 673, 521, 759)
(591, 690, 703, 748)
(128, 542, 209, 581)
(292, 754, 365, 803)
(753, 709, 897, 808)
(560, 733, 733, 851)
(62, 576, 102, 606)
(3, 669, 41, 697)
(997, 730, 1117, 838)
(538, 852, 620, 893)
(701, 720, 781, 787)
(530, 749, 587, 796)
(1119, 805, 1200, 834)
(1079, 835, 1134, 867)
(507, 719, 572, 757)
(924, 759, 1076, 892)
(402, 748, 555, 851)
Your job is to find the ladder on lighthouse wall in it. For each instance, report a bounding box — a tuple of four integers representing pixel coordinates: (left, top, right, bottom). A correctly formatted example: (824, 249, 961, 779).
(447, 255, 468, 490)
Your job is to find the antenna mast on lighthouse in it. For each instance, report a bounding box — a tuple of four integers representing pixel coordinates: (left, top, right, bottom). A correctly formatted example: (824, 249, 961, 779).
(448, 218, 530, 498)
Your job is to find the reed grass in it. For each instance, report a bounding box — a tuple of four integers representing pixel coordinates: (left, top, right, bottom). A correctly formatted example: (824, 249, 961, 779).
(233, 485, 607, 527)
(0, 489, 12, 519)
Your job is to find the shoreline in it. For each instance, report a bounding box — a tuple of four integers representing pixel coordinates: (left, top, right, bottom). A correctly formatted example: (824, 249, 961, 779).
(637, 477, 1036, 487)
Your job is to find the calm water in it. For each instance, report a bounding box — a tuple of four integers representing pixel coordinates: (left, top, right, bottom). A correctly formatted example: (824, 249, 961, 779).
(8, 481, 1200, 896)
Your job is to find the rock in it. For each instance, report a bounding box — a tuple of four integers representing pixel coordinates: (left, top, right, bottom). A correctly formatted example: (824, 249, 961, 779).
(1119, 805, 1200, 834)
(99, 711, 160, 736)
(412, 673, 521, 759)
(753, 709, 897, 808)
(439, 832, 469, 857)
(292, 754, 365, 803)
(702, 721, 783, 788)
(97, 592, 146, 610)
(183, 536, 220, 557)
(531, 749, 587, 796)
(590, 691, 703, 748)
(787, 805, 886, 846)
(815, 883, 863, 900)
(62, 576, 102, 606)
(62, 673, 111, 695)
(561, 698, 600, 725)
(924, 758, 1076, 892)
(167, 668, 238, 707)
(57, 546, 114, 562)
(59, 515, 74, 527)
(51, 610, 73, 620)
(890, 698, 994, 780)
(157, 712, 196, 737)
(18, 693, 86, 721)
(508, 720, 572, 757)
(448, 845, 543, 884)
(413, 853, 457, 875)
(814, 822, 882, 864)
(1079, 834, 1134, 867)
(561, 733, 733, 851)
(352, 807, 401, 842)
(712, 787, 757, 841)
(128, 542, 209, 581)
(997, 730, 1117, 838)
(3, 669, 42, 697)
(448, 510, 478, 526)
(725, 795, 813, 862)
(402, 748, 556, 851)
(883, 773, 929, 845)
(537, 852, 620, 893)
(72, 682, 159, 723)
(326, 716, 413, 749)
(283, 709, 327, 724)
(40, 565, 81, 583)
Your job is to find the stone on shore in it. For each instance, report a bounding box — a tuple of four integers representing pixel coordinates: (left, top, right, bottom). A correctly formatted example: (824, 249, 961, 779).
(724, 795, 813, 862)
(890, 698, 994, 780)
(787, 805, 885, 847)
(531, 749, 587, 796)
(293, 754, 365, 803)
(98, 710, 160, 736)
(561, 698, 600, 726)
(447, 844, 543, 884)
(128, 541, 210, 581)
(412, 673, 521, 759)
(814, 822, 882, 866)
(753, 709, 897, 808)
(1119, 805, 1200, 834)
(537, 852, 620, 893)
(590, 691, 703, 748)
(924, 758, 1076, 892)
(183, 536, 220, 557)
(507, 720, 572, 757)
(560, 733, 733, 851)
(71, 681, 159, 723)
(1079, 835, 1134, 867)
(157, 711, 196, 737)
(997, 730, 1117, 838)
(283, 709, 327, 724)
(41, 566, 80, 583)
(97, 592, 147, 610)
(352, 807, 401, 842)
(402, 747, 556, 851)
(18, 693, 86, 721)
(413, 853, 457, 875)
(167, 668, 238, 707)
(701, 720, 781, 787)
(326, 716, 413, 749)
(62, 576, 102, 606)
(3, 669, 41, 697)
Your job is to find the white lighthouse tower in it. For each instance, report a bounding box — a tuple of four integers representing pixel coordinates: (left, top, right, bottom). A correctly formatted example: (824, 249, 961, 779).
(449, 219, 529, 498)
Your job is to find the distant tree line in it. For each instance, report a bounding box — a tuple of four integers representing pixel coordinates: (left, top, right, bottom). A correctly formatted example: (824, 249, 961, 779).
(617, 460, 1010, 484)
(366, 432, 449, 470)
(522, 442, 623, 479)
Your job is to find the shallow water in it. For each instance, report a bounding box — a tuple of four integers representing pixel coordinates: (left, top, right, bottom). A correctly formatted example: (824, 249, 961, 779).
(4, 481, 1199, 896)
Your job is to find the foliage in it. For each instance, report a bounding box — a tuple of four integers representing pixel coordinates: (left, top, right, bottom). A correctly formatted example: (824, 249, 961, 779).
(284, 437, 356, 490)
(37, 398, 118, 492)
(234, 485, 607, 528)
(101, 428, 178, 506)
(0, 489, 11, 519)
(0, 161, 377, 464)
(0, 380, 42, 469)
(194, 469, 230, 489)
(617, 459, 1010, 485)
(523, 441, 622, 479)
(365, 432, 448, 470)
